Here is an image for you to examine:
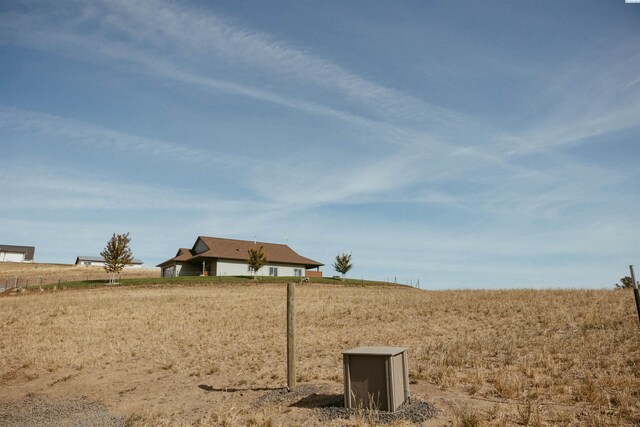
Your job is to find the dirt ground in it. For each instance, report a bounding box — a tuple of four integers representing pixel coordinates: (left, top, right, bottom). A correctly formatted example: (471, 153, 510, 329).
(1, 284, 638, 426)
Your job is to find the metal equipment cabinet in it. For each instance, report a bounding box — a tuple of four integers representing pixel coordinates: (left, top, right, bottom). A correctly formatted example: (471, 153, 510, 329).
(342, 346, 410, 412)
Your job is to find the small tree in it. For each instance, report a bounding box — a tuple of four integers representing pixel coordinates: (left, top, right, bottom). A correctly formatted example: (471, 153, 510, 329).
(100, 232, 133, 284)
(333, 252, 353, 280)
(615, 276, 636, 289)
(247, 246, 267, 279)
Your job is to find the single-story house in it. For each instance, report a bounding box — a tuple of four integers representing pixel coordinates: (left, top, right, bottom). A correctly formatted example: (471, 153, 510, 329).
(157, 236, 323, 278)
(0, 245, 35, 263)
(75, 256, 144, 268)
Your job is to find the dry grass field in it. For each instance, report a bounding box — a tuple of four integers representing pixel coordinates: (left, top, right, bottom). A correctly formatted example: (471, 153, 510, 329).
(1, 283, 639, 426)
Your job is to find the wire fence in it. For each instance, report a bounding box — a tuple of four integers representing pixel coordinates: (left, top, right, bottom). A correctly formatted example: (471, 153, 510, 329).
(384, 276, 421, 289)
(1, 273, 422, 291)
(0, 273, 154, 290)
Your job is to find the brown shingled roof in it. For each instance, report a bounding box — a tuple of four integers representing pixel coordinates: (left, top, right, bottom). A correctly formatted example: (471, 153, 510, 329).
(157, 237, 323, 268)
(174, 248, 195, 261)
(196, 236, 322, 267)
(157, 248, 194, 267)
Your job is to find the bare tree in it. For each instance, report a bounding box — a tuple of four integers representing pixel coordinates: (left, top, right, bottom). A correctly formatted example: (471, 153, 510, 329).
(100, 233, 133, 284)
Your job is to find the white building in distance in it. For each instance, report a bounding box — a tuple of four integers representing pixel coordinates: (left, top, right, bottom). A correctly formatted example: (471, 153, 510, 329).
(0, 245, 35, 263)
(75, 256, 144, 268)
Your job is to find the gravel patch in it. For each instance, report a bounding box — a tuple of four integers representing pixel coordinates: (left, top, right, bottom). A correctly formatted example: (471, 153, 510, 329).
(0, 396, 126, 427)
(318, 399, 438, 424)
(253, 384, 437, 424)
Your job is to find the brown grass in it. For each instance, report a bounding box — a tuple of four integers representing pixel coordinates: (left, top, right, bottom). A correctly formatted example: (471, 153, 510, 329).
(0, 284, 638, 426)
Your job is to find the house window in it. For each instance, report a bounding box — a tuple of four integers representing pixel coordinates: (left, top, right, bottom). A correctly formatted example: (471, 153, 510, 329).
(248, 265, 255, 273)
(269, 267, 278, 277)
(294, 268, 302, 277)
(83, 261, 91, 266)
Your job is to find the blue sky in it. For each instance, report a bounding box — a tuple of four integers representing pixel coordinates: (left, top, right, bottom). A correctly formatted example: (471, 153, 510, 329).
(1, 1, 639, 289)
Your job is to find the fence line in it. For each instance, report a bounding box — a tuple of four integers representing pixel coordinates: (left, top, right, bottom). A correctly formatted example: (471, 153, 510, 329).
(383, 276, 422, 289)
(1, 274, 422, 291)
(0, 273, 145, 290)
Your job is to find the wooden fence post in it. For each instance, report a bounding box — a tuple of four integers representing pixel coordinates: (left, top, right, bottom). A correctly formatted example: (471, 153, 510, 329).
(287, 282, 296, 390)
(630, 265, 640, 325)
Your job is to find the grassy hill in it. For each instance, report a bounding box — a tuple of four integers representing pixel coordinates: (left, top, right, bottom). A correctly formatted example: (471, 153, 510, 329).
(0, 262, 399, 289)
(49, 275, 401, 289)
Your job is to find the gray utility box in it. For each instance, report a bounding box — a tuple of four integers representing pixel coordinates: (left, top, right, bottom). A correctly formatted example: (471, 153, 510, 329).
(342, 346, 410, 412)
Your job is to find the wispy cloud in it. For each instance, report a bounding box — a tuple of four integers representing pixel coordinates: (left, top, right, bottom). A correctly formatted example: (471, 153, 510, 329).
(0, 105, 444, 209)
(496, 39, 640, 157)
(0, 0, 513, 213)
(0, 0, 492, 145)
(2, 1, 637, 172)
(0, 106, 221, 165)
(84, 0, 481, 129)
(0, 164, 257, 211)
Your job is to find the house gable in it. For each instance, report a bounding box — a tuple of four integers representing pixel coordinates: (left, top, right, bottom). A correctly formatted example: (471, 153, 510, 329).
(193, 237, 210, 255)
